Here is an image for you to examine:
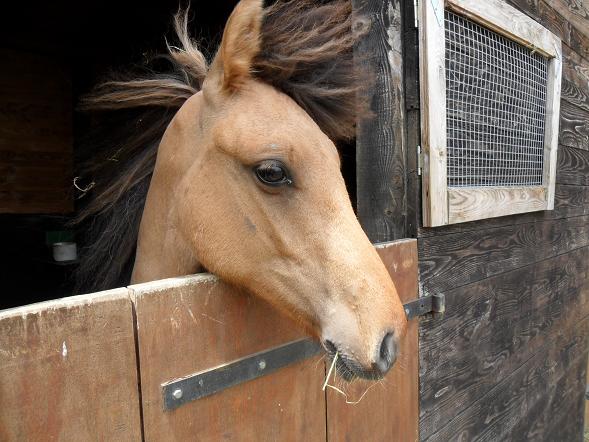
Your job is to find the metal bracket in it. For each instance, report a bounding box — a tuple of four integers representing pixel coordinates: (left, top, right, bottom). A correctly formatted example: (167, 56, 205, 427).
(417, 145, 423, 176)
(403, 293, 445, 320)
(162, 339, 322, 411)
(162, 294, 445, 411)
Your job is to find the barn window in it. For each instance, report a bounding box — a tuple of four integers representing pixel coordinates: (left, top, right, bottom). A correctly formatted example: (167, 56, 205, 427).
(418, 0, 562, 227)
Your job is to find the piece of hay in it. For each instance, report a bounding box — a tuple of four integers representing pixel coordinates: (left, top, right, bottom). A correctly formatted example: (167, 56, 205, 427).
(322, 352, 379, 405)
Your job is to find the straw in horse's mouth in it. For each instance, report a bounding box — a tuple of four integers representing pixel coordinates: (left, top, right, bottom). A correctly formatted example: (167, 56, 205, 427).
(322, 341, 386, 382)
(322, 352, 380, 405)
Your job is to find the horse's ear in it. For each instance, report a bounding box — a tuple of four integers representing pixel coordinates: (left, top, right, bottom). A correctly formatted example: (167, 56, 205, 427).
(216, 0, 263, 92)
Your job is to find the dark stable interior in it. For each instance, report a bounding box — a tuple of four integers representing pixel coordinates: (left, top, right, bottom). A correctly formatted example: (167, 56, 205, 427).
(0, 0, 357, 309)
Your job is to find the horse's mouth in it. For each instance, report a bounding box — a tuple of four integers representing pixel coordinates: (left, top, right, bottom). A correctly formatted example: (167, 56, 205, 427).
(323, 341, 388, 382)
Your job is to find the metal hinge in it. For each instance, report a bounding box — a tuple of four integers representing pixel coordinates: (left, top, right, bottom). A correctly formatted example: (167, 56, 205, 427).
(403, 293, 445, 320)
(417, 145, 423, 176)
(161, 293, 445, 411)
(413, 0, 419, 28)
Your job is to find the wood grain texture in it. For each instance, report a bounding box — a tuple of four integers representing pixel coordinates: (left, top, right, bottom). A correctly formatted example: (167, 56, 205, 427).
(549, 0, 589, 42)
(419, 246, 589, 441)
(403, 0, 421, 237)
(414, 1, 589, 438)
(559, 99, 589, 151)
(326, 239, 418, 442)
(544, 35, 562, 209)
(554, 184, 589, 218)
(0, 289, 142, 441)
(418, 186, 589, 239)
(419, 215, 589, 294)
(354, 0, 408, 242)
(0, 49, 73, 213)
(131, 274, 326, 442)
(423, 320, 589, 441)
(562, 44, 589, 113)
(419, 0, 448, 227)
(511, 346, 588, 441)
(507, 0, 589, 60)
(557, 145, 589, 186)
(448, 186, 548, 224)
(418, 158, 589, 236)
(447, 0, 561, 57)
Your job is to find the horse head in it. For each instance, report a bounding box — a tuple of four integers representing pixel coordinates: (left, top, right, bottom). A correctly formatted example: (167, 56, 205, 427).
(84, 0, 407, 380)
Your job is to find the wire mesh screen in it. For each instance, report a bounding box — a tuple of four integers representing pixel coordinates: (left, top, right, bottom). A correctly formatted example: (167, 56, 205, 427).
(445, 10, 548, 187)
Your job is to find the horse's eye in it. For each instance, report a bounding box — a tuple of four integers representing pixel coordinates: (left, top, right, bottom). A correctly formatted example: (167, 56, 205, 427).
(254, 160, 292, 187)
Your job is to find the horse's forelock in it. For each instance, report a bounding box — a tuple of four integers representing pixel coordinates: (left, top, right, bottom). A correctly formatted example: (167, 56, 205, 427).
(255, 0, 369, 142)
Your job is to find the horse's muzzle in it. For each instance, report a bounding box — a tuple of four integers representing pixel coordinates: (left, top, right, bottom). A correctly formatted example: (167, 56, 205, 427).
(323, 332, 398, 381)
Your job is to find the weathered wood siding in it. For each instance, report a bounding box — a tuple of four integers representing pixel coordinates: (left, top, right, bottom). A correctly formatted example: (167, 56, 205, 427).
(411, 0, 589, 439)
(353, 0, 408, 242)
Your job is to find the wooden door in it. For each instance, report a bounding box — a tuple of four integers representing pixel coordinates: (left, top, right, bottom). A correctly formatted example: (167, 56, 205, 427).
(131, 275, 327, 442)
(0, 289, 141, 441)
(132, 239, 418, 441)
(326, 240, 419, 441)
(0, 239, 418, 441)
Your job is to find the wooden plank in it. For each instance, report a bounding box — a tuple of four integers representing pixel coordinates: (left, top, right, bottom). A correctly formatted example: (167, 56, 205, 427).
(557, 145, 589, 186)
(554, 184, 589, 218)
(544, 37, 563, 210)
(0, 48, 73, 214)
(559, 99, 589, 151)
(447, 186, 548, 224)
(419, 247, 589, 440)
(511, 343, 588, 440)
(562, 45, 589, 113)
(419, 0, 448, 227)
(403, 0, 421, 236)
(418, 155, 589, 237)
(353, 0, 408, 242)
(419, 215, 589, 294)
(549, 0, 589, 41)
(132, 274, 326, 442)
(326, 239, 418, 442)
(0, 289, 142, 441)
(507, 0, 589, 61)
(447, 0, 561, 57)
(422, 320, 589, 441)
(419, 185, 589, 239)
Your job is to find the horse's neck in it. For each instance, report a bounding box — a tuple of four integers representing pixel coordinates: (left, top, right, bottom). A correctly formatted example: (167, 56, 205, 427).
(130, 93, 204, 284)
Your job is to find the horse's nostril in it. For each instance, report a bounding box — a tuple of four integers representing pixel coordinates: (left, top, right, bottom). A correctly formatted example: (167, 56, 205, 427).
(375, 332, 397, 375)
(323, 339, 337, 355)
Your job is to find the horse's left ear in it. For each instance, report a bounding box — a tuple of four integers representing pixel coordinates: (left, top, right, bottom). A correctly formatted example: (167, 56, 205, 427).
(216, 0, 263, 92)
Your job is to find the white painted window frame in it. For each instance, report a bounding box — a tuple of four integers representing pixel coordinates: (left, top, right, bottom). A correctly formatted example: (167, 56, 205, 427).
(418, 0, 562, 227)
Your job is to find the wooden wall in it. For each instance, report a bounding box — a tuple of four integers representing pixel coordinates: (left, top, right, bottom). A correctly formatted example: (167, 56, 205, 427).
(353, 0, 409, 242)
(0, 49, 73, 214)
(407, 0, 589, 439)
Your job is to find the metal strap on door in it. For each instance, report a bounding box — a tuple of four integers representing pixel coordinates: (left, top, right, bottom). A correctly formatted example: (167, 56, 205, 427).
(162, 293, 445, 411)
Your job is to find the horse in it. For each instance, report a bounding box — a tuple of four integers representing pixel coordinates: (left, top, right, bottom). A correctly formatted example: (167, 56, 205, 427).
(75, 0, 407, 380)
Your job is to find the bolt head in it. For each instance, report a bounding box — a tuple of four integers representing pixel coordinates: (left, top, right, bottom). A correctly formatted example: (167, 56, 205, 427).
(172, 388, 183, 400)
(258, 359, 266, 370)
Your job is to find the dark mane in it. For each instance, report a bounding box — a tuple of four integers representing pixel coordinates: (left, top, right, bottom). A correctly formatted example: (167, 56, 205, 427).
(75, 0, 366, 293)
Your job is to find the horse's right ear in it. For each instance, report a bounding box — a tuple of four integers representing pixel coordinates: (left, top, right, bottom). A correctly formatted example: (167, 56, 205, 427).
(208, 0, 263, 94)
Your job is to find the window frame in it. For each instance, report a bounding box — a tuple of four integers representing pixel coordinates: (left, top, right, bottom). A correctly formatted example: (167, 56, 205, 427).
(418, 0, 562, 227)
